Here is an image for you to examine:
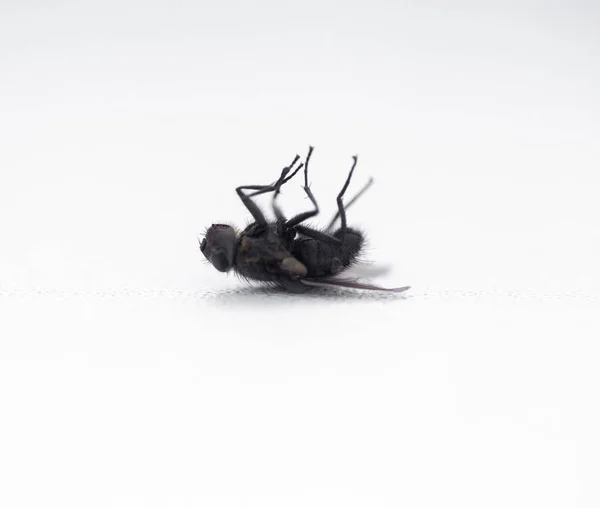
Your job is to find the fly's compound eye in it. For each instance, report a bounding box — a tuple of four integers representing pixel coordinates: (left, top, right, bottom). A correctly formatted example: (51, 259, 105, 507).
(201, 223, 236, 272)
(210, 252, 230, 272)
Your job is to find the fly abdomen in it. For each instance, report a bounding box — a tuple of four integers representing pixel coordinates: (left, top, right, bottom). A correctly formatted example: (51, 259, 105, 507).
(292, 227, 364, 278)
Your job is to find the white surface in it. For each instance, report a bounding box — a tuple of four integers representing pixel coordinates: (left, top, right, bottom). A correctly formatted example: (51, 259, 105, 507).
(1, 1, 600, 507)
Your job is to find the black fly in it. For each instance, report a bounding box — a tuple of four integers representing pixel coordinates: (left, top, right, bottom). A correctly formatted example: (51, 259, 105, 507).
(199, 147, 410, 293)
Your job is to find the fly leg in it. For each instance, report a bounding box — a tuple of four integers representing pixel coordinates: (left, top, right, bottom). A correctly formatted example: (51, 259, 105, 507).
(236, 154, 303, 225)
(330, 155, 359, 244)
(290, 154, 360, 245)
(325, 176, 373, 231)
(294, 224, 342, 245)
(285, 146, 321, 228)
(271, 152, 305, 222)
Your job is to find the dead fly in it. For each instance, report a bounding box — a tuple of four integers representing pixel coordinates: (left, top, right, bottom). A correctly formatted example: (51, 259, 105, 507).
(199, 147, 410, 293)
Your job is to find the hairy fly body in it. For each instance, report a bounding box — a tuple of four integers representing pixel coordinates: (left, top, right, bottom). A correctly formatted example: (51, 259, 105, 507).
(199, 147, 409, 293)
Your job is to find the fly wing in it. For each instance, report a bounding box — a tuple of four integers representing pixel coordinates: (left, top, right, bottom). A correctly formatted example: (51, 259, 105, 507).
(300, 277, 410, 293)
(340, 261, 392, 279)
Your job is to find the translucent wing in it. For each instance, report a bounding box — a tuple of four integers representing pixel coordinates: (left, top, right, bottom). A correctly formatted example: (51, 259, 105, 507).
(340, 261, 392, 280)
(300, 277, 410, 293)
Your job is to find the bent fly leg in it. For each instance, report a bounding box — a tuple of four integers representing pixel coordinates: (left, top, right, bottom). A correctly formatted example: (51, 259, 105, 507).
(285, 146, 322, 228)
(325, 176, 374, 231)
(332, 155, 359, 243)
(235, 154, 303, 225)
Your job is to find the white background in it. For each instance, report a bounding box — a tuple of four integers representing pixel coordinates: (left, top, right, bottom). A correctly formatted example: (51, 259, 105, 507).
(1, 1, 599, 506)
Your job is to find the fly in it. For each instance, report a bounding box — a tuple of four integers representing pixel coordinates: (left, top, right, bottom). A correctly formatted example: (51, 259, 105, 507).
(199, 147, 410, 294)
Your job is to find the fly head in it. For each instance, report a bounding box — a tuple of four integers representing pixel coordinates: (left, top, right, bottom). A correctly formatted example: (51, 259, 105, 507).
(199, 224, 237, 272)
